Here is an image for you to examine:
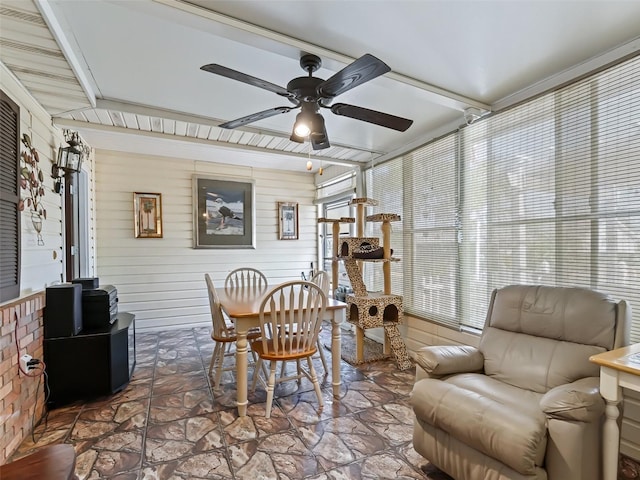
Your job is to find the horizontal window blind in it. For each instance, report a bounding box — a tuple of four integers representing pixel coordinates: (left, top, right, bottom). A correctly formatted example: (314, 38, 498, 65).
(404, 135, 459, 327)
(364, 158, 403, 295)
(461, 96, 557, 328)
(363, 54, 640, 338)
(462, 55, 640, 335)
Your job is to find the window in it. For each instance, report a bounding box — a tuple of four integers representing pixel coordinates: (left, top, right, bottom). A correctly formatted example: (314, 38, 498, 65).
(321, 197, 353, 284)
(0, 90, 20, 303)
(316, 170, 356, 287)
(366, 55, 640, 339)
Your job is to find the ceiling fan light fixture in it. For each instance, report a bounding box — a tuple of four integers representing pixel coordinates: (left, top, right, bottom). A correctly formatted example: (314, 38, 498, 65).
(294, 123, 311, 137)
(293, 111, 312, 137)
(310, 113, 330, 150)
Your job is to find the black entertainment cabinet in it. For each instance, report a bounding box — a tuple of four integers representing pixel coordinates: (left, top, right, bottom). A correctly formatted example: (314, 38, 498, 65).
(44, 312, 136, 406)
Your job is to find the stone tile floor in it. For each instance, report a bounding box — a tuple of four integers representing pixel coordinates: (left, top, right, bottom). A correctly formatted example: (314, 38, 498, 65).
(12, 325, 453, 479)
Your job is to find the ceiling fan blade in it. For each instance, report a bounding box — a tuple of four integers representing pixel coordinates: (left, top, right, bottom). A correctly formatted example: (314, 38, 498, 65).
(330, 103, 413, 132)
(201, 64, 295, 99)
(219, 106, 294, 129)
(317, 54, 391, 98)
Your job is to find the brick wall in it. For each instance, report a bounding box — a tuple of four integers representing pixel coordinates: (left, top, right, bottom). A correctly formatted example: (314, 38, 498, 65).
(0, 292, 46, 464)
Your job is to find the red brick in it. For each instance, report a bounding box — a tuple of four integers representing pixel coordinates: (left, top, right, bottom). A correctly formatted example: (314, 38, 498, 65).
(5, 429, 22, 454)
(0, 380, 12, 399)
(3, 391, 18, 406)
(18, 333, 34, 350)
(0, 295, 45, 463)
(0, 358, 11, 377)
(15, 324, 26, 338)
(26, 321, 38, 335)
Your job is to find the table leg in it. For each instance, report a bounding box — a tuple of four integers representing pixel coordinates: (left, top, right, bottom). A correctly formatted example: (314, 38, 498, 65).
(235, 326, 249, 417)
(331, 309, 345, 397)
(600, 367, 621, 480)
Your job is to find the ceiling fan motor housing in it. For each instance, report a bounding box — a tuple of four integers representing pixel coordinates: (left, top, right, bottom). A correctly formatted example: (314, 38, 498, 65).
(286, 76, 325, 105)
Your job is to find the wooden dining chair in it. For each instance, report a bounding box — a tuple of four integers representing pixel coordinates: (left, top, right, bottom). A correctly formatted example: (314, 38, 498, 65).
(309, 270, 330, 374)
(205, 273, 260, 389)
(280, 270, 331, 378)
(250, 280, 327, 418)
(225, 267, 268, 289)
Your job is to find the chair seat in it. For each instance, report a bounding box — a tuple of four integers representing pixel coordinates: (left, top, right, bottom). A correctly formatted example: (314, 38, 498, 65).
(212, 329, 261, 343)
(251, 338, 317, 360)
(412, 375, 547, 476)
(0, 444, 78, 480)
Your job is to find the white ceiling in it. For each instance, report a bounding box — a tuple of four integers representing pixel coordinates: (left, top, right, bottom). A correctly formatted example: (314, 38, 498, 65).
(1, 0, 640, 172)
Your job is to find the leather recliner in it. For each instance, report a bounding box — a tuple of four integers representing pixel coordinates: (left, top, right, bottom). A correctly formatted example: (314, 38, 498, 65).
(410, 285, 631, 480)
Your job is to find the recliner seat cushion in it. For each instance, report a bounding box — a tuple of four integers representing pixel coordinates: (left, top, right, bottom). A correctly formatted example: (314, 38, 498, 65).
(411, 378, 547, 475)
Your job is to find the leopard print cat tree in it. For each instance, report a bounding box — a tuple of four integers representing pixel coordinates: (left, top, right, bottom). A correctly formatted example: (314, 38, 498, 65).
(318, 197, 411, 370)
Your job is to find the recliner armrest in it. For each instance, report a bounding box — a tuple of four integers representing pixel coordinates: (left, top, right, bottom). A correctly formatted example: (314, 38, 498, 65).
(414, 345, 484, 377)
(540, 377, 604, 422)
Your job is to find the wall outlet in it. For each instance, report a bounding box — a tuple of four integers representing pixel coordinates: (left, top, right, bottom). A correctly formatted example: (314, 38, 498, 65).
(20, 354, 33, 372)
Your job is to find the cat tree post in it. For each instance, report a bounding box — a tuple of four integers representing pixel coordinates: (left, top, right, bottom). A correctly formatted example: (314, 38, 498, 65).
(381, 220, 391, 295)
(356, 203, 365, 237)
(381, 219, 392, 354)
(332, 221, 340, 296)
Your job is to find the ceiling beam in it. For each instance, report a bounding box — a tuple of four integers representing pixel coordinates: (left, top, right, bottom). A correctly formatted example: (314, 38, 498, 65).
(34, 0, 97, 108)
(52, 118, 366, 168)
(94, 97, 385, 155)
(153, 0, 490, 113)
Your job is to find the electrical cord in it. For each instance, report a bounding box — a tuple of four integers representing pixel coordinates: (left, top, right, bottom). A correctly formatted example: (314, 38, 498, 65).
(31, 369, 50, 444)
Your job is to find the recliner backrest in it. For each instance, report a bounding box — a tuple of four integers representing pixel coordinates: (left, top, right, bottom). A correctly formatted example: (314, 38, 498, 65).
(478, 285, 628, 393)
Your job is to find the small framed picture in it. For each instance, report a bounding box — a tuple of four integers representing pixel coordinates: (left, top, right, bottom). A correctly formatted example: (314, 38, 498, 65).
(134, 192, 163, 238)
(278, 202, 298, 240)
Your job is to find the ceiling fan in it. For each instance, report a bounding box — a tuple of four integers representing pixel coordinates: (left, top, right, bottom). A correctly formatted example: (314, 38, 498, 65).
(200, 53, 413, 150)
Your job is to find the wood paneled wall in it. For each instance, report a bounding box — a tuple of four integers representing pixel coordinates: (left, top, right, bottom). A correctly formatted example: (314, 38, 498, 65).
(94, 150, 318, 330)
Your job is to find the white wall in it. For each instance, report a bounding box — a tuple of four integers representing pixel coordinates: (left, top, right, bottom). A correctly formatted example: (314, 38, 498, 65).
(0, 63, 65, 299)
(94, 150, 318, 330)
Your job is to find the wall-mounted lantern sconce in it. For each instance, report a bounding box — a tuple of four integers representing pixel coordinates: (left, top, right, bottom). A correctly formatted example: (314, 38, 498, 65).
(53, 129, 90, 192)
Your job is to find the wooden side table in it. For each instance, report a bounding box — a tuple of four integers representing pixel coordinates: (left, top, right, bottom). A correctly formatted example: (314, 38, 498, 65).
(0, 444, 78, 480)
(590, 344, 640, 480)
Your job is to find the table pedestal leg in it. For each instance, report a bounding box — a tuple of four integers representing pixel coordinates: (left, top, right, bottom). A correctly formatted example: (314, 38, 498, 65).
(235, 330, 248, 417)
(600, 367, 621, 480)
(603, 400, 621, 480)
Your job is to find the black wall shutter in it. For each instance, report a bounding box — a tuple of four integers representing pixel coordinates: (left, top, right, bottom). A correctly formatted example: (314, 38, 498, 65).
(0, 90, 21, 302)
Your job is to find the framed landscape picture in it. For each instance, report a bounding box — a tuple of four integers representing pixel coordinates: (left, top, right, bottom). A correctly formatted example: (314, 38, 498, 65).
(278, 202, 298, 240)
(193, 175, 256, 249)
(134, 192, 163, 238)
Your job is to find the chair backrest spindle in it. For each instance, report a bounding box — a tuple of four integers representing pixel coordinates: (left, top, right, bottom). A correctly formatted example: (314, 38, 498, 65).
(225, 267, 268, 290)
(258, 280, 326, 357)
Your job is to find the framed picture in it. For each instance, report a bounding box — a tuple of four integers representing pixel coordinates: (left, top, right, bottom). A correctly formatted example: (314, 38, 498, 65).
(278, 201, 299, 240)
(134, 192, 163, 238)
(193, 175, 256, 249)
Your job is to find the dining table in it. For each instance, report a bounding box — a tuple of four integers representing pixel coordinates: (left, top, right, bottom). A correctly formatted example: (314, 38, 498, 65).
(215, 284, 347, 417)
